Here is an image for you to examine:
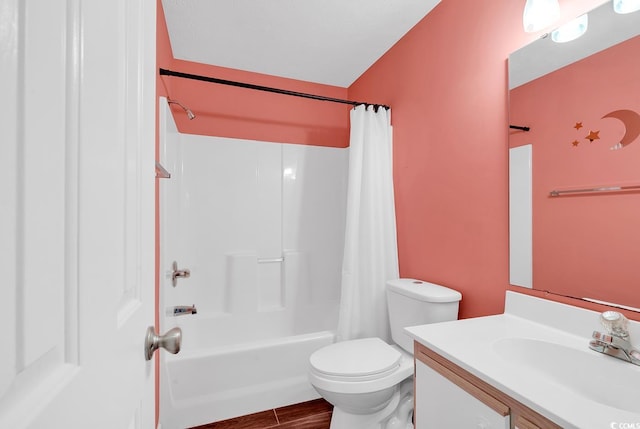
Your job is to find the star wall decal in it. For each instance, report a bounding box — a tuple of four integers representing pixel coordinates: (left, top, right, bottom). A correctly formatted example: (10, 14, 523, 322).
(585, 130, 600, 142)
(574, 122, 583, 130)
(571, 140, 580, 147)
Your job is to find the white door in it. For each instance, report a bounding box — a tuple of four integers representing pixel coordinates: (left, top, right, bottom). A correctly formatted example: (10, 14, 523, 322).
(0, 0, 157, 428)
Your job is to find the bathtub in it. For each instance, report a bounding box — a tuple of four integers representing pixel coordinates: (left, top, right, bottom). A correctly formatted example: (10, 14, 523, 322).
(160, 329, 335, 429)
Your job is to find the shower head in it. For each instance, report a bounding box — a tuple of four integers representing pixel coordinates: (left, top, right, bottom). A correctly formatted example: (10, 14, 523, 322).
(168, 98, 196, 120)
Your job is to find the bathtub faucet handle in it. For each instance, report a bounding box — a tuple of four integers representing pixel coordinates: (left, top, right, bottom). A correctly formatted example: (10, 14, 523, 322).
(171, 261, 191, 287)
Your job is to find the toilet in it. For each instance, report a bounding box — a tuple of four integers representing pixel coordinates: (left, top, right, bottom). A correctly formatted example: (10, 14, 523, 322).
(308, 278, 462, 429)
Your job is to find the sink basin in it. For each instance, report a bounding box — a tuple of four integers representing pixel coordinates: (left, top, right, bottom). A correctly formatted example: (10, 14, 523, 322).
(493, 337, 640, 413)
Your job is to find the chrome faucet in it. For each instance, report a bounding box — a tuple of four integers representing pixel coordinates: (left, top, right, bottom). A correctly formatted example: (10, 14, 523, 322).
(589, 311, 640, 366)
(169, 305, 197, 317)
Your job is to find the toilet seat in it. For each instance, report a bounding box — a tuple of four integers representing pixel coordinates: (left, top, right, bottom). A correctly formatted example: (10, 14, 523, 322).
(309, 339, 413, 395)
(310, 338, 401, 382)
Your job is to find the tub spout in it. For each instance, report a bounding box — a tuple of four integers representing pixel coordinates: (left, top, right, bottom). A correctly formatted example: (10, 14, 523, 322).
(170, 305, 197, 316)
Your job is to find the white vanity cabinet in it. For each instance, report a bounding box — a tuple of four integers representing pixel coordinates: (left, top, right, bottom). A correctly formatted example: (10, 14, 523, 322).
(414, 342, 560, 429)
(416, 359, 510, 428)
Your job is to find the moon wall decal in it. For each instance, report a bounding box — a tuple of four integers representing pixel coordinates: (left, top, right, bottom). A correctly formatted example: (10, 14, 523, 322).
(602, 109, 640, 150)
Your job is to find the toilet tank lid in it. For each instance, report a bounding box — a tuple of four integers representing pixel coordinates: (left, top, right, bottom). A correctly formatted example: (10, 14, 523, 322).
(387, 278, 462, 303)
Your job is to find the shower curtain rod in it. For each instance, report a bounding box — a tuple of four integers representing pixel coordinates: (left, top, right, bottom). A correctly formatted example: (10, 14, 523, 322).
(159, 68, 390, 110)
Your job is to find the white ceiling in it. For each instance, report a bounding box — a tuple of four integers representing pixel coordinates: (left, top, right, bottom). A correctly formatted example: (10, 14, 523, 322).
(161, 0, 441, 87)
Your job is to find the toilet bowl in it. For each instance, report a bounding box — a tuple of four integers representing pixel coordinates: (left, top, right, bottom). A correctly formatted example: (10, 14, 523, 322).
(309, 338, 413, 413)
(309, 338, 414, 428)
(308, 278, 462, 429)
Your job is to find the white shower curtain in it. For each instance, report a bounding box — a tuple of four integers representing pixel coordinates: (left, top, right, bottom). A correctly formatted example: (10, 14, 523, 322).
(337, 104, 399, 342)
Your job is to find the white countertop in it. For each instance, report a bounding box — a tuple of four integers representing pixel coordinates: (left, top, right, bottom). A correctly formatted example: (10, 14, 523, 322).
(405, 291, 640, 429)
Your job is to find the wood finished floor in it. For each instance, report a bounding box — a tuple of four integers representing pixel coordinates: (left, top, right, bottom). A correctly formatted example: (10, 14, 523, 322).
(190, 398, 333, 429)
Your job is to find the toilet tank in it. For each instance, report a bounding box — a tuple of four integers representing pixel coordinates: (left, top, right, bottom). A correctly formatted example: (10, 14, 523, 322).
(386, 278, 462, 354)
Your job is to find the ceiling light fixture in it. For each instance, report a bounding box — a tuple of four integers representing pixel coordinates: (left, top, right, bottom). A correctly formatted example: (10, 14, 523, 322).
(613, 0, 640, 14)
(551, 13, 588, 43)
(523, 0, 561, 32)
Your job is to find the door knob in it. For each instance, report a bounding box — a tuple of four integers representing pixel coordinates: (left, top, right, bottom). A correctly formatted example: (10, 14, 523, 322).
(144, 326, 181, 361)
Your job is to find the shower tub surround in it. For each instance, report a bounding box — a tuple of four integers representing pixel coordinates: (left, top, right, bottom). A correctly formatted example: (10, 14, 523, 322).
(158, 100, 348, 428)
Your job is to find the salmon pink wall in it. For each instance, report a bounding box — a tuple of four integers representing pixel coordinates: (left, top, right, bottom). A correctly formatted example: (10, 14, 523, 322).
(347, 0, 606, 319)
(510, 36, 640, 309)
(158, 60, 350, 147)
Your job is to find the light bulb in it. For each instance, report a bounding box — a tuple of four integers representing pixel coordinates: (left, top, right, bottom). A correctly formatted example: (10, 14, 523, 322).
(551, 14, 588, 43)
(523, 0, 561, 33)
(613, 0, 640, 14)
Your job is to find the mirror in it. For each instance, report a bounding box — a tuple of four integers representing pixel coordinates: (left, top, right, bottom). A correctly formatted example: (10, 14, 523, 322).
(508, 0, 640, 311)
